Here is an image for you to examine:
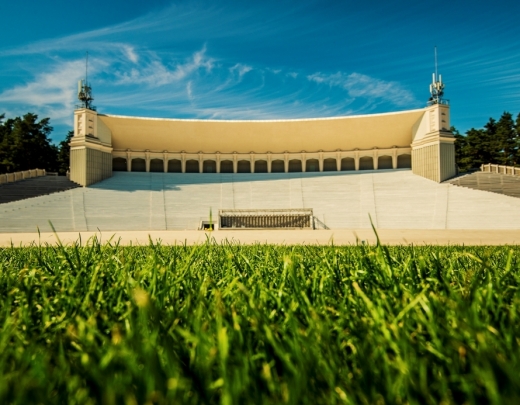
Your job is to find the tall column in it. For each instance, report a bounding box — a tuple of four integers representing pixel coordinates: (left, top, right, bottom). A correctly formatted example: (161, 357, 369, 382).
(216, 152, 221, 173)
(284, 152, 289, 173)
(145, 150, 150, 172)
(354, 151, 360, 171)
(392, 149, 397, 169)
(181, 152, 186, 173)
(336, 152, 341, 171)
(267, 153, 272, 173)
(250, 153, 255, 173)
(198, 152, 203, 173)
(319, 152, 324, 172)
(373, 149, 378, 170)
(163, 152, 168, 172)
(233, 152, 238, 173)
(126, 150, 132, 172)
(301, 153, 307, 172)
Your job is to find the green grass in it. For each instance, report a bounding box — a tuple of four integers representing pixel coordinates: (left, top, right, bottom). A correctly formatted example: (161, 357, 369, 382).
(1, 237, 520, 404)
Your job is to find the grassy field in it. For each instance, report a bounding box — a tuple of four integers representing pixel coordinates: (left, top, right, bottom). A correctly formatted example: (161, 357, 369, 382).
(1, 237, 520, 404)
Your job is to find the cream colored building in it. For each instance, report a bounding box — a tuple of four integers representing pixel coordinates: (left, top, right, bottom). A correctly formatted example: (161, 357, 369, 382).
(69, 103, 456, 186)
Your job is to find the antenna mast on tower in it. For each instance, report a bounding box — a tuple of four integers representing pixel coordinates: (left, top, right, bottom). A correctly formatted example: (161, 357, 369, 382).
(77, 52, 95, 110)
(428, 46, 446, 106)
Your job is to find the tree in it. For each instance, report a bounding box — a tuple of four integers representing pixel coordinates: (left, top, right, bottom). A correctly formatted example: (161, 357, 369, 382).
(57, 130, 74, 175)
(495, 112, 517, 166)
(0, 113, 58, 173)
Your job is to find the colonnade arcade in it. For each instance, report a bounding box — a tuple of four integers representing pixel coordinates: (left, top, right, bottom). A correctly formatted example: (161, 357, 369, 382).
(112, 147, 412, 174)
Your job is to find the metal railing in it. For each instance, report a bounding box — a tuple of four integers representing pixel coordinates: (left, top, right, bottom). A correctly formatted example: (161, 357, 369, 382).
(0, 169, 46, 185)
(219, 208, 314, 229)
(481, 164, 520, 176)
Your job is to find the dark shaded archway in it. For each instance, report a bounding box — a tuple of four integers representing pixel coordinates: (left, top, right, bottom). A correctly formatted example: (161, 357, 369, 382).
(255, 160, 268, 173)
(150, 159, 163, 172)
(378, 156, 393, 170)
(168, 159, 182, 173)
(186, 160, 199, 173)
(288, 160, 302, 172)
(237, 160, 251, 173)
(341, 158, 355, 171)
(306, 159, 319, 172)
(131, 158, 146, 172)
(203, 160, 216, 173)
(113, 157, 127, 171)
(323, 158, 336, 171)
(397, 154, 412, 168)
(359, 156, 374, 170)
(220, 160, 234, 173)
(271, 160, 285, 173)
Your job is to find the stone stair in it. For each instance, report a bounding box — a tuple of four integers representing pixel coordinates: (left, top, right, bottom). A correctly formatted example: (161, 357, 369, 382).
(0, 176, 81, 204)
(446, 172, 520, 199)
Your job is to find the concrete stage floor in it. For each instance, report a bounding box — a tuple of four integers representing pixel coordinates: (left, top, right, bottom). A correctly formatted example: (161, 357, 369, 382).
(2, 229, 520, 247)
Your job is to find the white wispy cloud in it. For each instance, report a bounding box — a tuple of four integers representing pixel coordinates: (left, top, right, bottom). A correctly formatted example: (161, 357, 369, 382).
(0, 59, 96, 121)
(123, 45, 139, 63)
(114, 47, 214, 86)
(307, 72, 417, 107)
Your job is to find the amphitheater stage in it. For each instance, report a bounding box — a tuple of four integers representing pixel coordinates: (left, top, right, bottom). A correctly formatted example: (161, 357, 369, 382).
(2, 170, 520, 235)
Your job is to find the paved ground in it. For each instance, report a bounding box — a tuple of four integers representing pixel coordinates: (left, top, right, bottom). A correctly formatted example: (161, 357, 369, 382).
(2, 169, 520, 233)
(2, 229, 520, 247)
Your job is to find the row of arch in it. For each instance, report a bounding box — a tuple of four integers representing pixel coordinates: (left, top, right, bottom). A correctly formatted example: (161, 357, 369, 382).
(113, 155, 411, 173)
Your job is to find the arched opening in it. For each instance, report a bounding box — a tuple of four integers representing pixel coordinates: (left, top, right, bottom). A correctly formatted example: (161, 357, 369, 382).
(237, 160, 251, 173)
(255, 160, 268, 173)
(378, 156, 393, 170)
(323, 158, 336, 171)
(186, 159, 199, 173)
(220, 160, 234, 173)
(113, 157, 127, 171)
(131, 158, 146, 172)
(150, 159, 163, 172)
(168, 159, 182, 173)
(397, 154, 412, 169)
(271, 160, 285, 173)
(288, 159, 302, 172)
(203, 160, 216, 173)
(341, 158, 355, 171)
(306, 159, 319, 172)
(359, 156, 374, 170)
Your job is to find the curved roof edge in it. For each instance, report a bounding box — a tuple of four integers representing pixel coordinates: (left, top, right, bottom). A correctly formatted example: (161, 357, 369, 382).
(98, 107, 427, 123)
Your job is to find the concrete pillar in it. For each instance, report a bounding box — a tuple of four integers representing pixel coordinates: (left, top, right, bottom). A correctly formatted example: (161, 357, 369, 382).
(233, 152, 238, 173)
(198, 152, 203, 173)
(301, 153, 306, 172)
(284, 153, 289, 173)
(163, 152, 168, 172)
(126, 151, 132, 172)
(145, 151, 150, 172)
(392, 149, 397, 169)
(250, 153, 255, 173)
(181, 152, 186, 173)
(336, 152, 341, 171)
(319, 152, 324, 172)
(373, 150, 378, 170)
(355, 151, 360, 171)
(216, 153, 221, 173)
(267, 153, 272, 173)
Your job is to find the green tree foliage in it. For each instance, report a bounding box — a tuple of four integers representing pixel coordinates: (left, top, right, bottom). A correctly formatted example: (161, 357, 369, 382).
(0, 113, 58, 173)
(57, 130, 74, 175)
(455, 112, 520, 172)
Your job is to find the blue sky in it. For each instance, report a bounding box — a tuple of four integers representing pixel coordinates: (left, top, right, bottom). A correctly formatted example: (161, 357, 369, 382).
(1, 0, 519, 143)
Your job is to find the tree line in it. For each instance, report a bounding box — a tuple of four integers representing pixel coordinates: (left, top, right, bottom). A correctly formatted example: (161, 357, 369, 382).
(1, 111, 520, 176)
(454, 111, 520, 172)
(0, 113, 72, 175)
